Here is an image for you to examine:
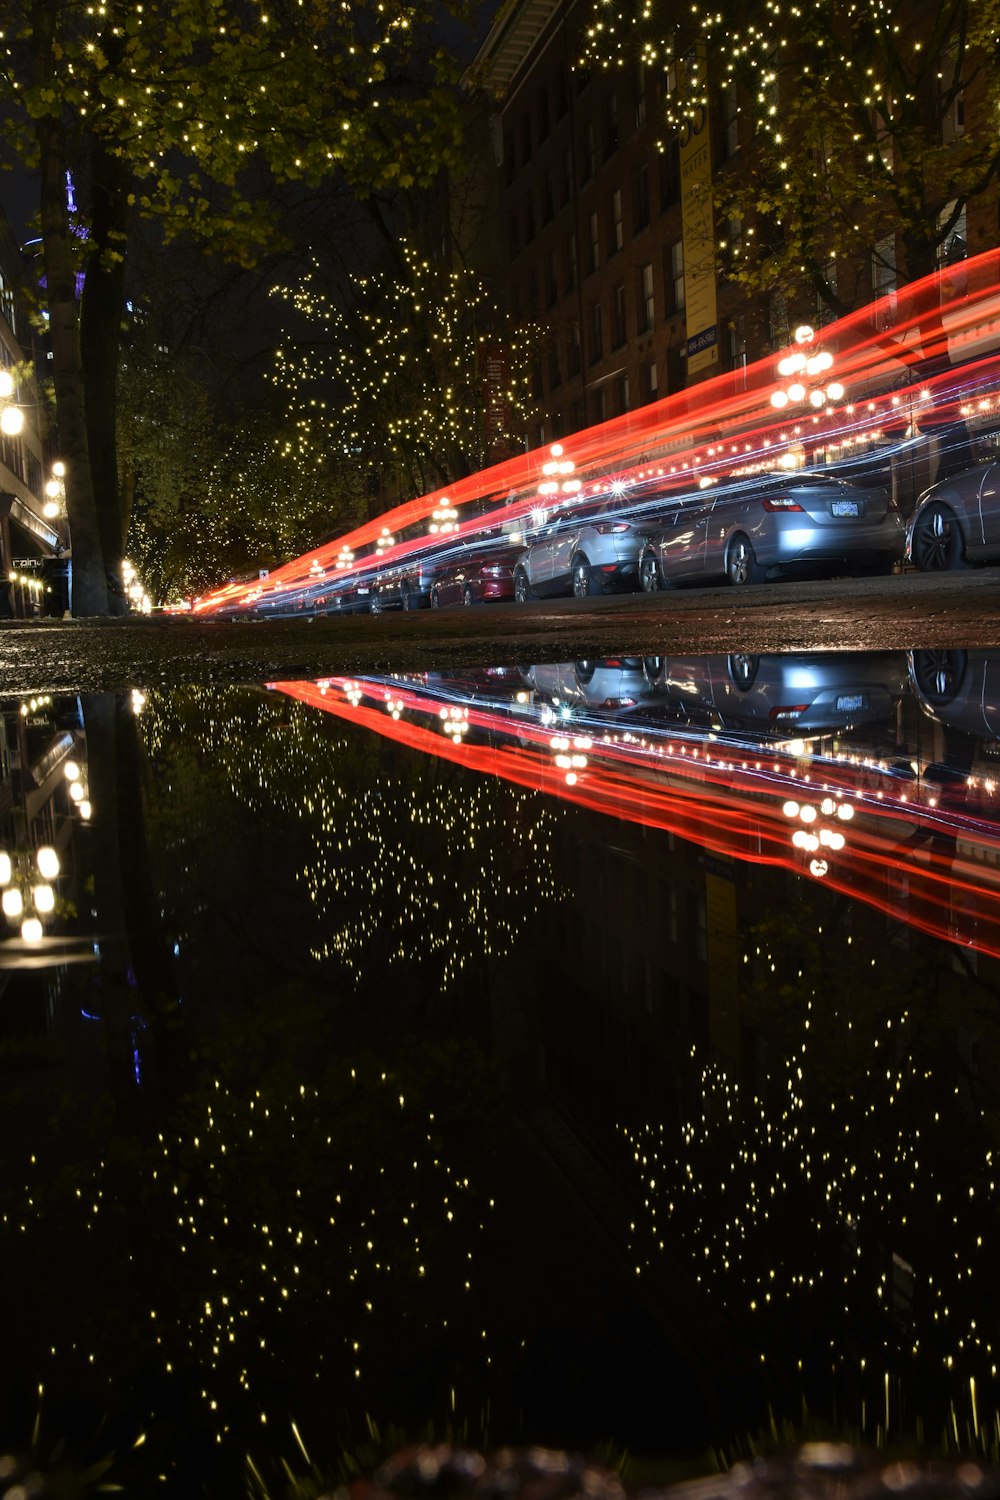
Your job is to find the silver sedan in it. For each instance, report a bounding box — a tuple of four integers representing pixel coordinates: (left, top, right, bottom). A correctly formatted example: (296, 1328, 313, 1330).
(905, 460, 1000, 570)
(639, 472, 905, 590)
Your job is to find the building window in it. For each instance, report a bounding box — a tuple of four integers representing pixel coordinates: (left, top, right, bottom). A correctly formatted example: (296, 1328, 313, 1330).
(593, 386, 606, 422)
(538, 86, 550, 142)
(590, 300, 603, 362)
(520, 113, 532, 165)
(873, 232, 897, 292)
(634, 162, 650, 231)
(568, 317, 582, 376)
(605, 92, 619, 157)
(588, 210, 600, 274)
(508, 212, 519, 255)
(669, 240, 685, 312)
(582, 121, 596, 180)
(617, 374, 630, 414)
(542, 168, 554, 223)
(548, 336, 562, 388)
(562, 147, 573, 205)
(524, 197, 536, 243)
(640, 262, 654, 331)
(720, 80, 739, 159)
(610, 188, 623, 253)
(566, 232, 578, 290)
(660, 138, 680, 209)
(612, 281, 627, 347)
(648, 359, 659, 398)
(556, 62, 570, 118)
(504, 133, 516, 185)
(634, 61, 647, 128)
(546, 250, 558, 307)
(937, 200, 967, 267)
(727, 315, 747, 375)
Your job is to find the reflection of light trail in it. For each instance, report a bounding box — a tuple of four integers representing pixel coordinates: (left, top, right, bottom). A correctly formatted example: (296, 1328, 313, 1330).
(194, 251, 1000, 615)
(271, 674, 1000, 960)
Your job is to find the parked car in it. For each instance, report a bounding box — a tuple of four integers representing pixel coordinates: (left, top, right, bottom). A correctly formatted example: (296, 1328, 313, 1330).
(639, 471, 905, 590)
(512, 497, 647, 601)
(369, 550, 437, 613)
(429, 546, 518, 608)
(905, 459, 1000, 571)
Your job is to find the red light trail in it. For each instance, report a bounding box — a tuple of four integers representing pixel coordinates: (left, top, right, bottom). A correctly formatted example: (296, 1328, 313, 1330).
(193, 250, 1000, 616)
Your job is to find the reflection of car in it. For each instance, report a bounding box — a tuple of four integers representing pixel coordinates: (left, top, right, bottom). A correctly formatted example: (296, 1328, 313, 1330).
(905, 460, 1000, 571)
(524, 659, 651, 711)
(513, 498, 646, 601)
(908, 649, 1000, 733)
(639, 473, 905, 590)
(430, 548, 518, 608)
(643, 651, 908, 734)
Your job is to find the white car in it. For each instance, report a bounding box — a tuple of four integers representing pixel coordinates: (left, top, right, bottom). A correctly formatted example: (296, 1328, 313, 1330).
(513, 498, 646, 601)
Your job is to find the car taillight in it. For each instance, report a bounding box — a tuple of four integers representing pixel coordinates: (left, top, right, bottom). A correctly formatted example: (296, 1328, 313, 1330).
(593, 522, 631, 533)
(762, 496, 805, 512)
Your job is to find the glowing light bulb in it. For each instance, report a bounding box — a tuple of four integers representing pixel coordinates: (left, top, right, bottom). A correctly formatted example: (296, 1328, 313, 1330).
(37, 846, 60, 879)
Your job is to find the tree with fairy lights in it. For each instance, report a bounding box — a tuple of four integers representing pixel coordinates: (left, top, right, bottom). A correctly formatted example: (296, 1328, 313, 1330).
(4, 0, 470, 613)
(581, 0, 1000, 320)
(270, 239, 540, 501)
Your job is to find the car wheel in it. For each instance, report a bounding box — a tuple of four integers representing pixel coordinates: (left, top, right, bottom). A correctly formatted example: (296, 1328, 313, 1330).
(430, 588, 440, 608)
(642, 656, 664, 688)
(514, 567, 531, 604)
(572, 553, 601, 598)
(727, 533, 765, 586)
(910, 502, 968, 571)
(463, 585, 474, 607)
(728, 653, 760, 690)
(910, 648, 968, 706)
(575, 660, 596, 685)
(640, 551, 661, 592)
(369, 590, 383, 616)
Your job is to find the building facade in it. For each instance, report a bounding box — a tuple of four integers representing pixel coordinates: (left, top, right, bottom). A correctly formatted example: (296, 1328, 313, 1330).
(0, 208, 63, 617)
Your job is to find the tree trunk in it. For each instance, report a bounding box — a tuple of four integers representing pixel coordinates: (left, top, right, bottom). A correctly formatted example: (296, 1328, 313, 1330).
(32, 0, 109, 617)
(80, 138, 131, 614)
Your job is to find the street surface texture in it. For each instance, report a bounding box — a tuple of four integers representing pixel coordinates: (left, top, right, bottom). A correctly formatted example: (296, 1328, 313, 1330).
(1, 566, 999, 694)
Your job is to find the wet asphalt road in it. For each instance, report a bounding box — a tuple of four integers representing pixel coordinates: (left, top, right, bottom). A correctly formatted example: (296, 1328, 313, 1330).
(2, 567, 1000, 694)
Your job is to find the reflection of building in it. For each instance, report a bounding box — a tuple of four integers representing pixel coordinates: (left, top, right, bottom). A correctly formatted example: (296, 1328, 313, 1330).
(0, 205, 61, 616)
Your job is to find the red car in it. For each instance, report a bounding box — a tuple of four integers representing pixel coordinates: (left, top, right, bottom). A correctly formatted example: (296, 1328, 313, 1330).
(429, 548, 518, 608)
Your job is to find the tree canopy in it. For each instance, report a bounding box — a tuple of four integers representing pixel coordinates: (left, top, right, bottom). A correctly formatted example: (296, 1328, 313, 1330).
(581, 0, 1000, 316)
(2, 0, 474, 611)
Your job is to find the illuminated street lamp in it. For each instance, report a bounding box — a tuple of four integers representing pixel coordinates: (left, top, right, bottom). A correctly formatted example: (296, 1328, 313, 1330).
(771, 325, 844, 411)
(43, 460, 66, 520)
(0, 370, 24, 436)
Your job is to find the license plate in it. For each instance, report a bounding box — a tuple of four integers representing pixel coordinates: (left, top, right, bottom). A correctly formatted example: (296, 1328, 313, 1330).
(837, 694, 867, 712)
(831, 500, 860, 517)
(357, 586, 369, 594)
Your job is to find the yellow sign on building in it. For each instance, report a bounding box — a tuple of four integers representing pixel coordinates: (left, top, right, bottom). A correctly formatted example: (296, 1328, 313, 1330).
(678, 45, 719, 378)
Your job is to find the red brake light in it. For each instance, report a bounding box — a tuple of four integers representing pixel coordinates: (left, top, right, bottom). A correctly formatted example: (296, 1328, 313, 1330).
(594, 522, 631, 533)
(762, 496, 805, 512)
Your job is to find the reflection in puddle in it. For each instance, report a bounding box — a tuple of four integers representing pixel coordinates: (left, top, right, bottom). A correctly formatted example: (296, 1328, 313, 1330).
(0, 652, 998, 1487)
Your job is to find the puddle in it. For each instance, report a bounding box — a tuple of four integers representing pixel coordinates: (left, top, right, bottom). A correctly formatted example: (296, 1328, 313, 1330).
(1, 647, 997, 1487)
